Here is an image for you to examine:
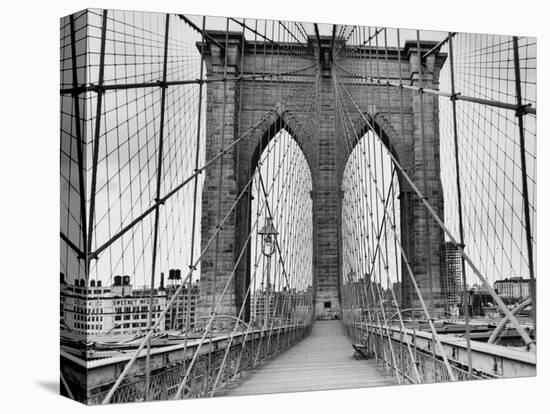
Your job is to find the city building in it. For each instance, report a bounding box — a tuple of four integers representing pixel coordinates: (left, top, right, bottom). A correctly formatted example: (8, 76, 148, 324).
(164, 269, 200, 330)
(251, 288, 274, 324)
(443, 241, 463, 310)
(61, 272, 115, 335)
(60, 273, 167, 337)
(252, 287, 313, 325)
(392, 282, 402, 305)
(467, 283, 496, 317)
(494, 277, 533, 300)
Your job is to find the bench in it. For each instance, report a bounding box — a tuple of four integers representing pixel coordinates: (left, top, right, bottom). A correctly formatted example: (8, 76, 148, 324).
(352, 343, 373, 360)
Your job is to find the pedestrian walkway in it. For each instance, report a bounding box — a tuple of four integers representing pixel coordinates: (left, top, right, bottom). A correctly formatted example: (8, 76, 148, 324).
(221, 320, 396, 397)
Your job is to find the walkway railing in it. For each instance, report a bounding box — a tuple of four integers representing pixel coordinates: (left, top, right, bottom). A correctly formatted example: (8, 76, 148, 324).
(62, 323, 311, 404)
(345, 320, 535, 385)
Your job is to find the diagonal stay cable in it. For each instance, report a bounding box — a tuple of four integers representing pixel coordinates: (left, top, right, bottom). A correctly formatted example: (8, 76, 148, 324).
(334, 67, 457, 380)
(101, 71, 320, 403)
(91, 78, 317, 259)
(101, 127, 280, 404)
(333, 66, 535, 351)
(174, 82, 319, 397)
(333, 66, 403, 382)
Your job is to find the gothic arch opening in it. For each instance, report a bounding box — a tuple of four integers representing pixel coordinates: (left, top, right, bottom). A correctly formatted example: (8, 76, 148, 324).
(236, 124, 314, 324)
(340, 128, 403, 325)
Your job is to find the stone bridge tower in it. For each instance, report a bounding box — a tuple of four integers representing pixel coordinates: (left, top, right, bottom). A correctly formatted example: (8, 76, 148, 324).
(196, 31, 448, 322)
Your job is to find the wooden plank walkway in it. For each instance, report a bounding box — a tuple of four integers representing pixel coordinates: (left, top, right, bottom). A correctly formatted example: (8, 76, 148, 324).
(220, 320, 396, 397)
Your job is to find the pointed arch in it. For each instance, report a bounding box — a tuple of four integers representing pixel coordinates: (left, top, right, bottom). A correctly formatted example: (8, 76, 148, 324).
(250, 109, 316, 182)
(234, 110, 315, 321)
(339, 110, 408, 193)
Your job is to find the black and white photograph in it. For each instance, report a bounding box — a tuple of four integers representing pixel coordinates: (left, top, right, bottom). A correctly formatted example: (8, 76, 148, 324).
(58, 6, 538, 405)
(3, 1, 548, 413)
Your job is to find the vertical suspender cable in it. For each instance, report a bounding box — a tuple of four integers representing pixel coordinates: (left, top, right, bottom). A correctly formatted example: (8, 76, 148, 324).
(512, 36, 535, 341)
(145, 13, 170, 401)
(181, 15, 207, 395)
(68, 15, 88, 265)
(86, 9, 108, 279)
(448, 32, 472, 378)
